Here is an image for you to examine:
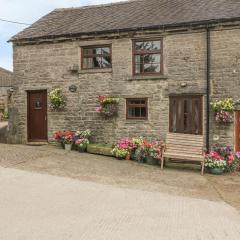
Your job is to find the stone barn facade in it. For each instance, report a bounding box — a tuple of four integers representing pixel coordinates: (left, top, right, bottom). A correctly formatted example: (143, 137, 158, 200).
(8, 0, 240, 150)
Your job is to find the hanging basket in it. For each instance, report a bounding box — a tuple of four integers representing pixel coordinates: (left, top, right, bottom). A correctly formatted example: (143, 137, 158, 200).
(215, 110, 233, 124)
(96, 96, 119, 118)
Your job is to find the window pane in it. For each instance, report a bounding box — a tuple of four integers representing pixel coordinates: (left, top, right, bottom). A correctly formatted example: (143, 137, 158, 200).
(102, 47, 110, 55)
(130, 100, 142, 104)
(128, 107, 145, 118)
(83, 58, 93, 68)
(83, 48, 94, 55)
(144, 64, 160, 73)
(144, 54, 160, 64)
(183, 100, 188, 131)
(135, 41, 161, 51)
(101, 56, 111, 68)
(94, 48, 102, 55)
(92, 57, 102, 68)
(135, 64, 143, 74)
(194, 100, 200, 134)
(152, 41, 161, 50)
(141, 107, 146, 117)
(172, 100, 177, 132)
(135, 55, 144, 64)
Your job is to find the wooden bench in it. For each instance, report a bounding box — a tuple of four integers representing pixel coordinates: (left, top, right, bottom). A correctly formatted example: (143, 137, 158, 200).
(161, 133, 205, 175)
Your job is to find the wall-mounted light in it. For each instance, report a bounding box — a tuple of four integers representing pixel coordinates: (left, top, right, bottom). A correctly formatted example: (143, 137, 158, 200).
(7, 87, 14, 98)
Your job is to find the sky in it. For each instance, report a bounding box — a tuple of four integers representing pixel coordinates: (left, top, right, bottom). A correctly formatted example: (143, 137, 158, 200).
(0, 0, 127, 71)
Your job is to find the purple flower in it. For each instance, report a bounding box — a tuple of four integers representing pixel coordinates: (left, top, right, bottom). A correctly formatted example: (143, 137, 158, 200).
(236, 152, 240, 159)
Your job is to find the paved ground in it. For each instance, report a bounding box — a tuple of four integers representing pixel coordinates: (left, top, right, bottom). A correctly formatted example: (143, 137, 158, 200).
(0, 144, 240, 239)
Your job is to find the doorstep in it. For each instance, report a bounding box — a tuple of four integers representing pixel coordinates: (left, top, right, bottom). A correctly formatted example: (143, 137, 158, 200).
(26, 142, 49, 146)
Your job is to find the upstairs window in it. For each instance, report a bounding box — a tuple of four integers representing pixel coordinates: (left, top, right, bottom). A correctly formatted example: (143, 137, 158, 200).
(126, 98, 148, 120)
(82, 45, 111, 69)
(133, 39, 162, 75)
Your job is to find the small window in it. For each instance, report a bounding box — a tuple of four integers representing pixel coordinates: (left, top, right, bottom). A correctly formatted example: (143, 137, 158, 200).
(126, 98, 148, 120)
(133, 39, 162, 75)
(82, 45, 111, 69)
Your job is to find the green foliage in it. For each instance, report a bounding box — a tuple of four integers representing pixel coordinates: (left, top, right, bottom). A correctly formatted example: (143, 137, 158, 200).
(2, 111, 9, 120)
(111, 147, 129, 158)
(49, 88, 66, 111)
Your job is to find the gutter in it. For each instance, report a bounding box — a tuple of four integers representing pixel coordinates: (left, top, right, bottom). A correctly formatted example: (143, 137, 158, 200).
(206, 27, 211, 153)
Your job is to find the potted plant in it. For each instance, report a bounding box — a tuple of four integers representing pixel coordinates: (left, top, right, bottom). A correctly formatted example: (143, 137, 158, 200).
(131, 137, 143, 160)
(148, 141, 163, 165)
(49, 88, 66, 111)
(75, 138, 90, 152)
(96, 96, 119, 117)
(75, 129, 92, 139)
(112, 148, 129, 160)
(213, 146, 240, 173)
(62, 134, 74, 151)
(53, 130, 74, 149)
(211, 98, 234, 124)
(112, 138, 132, 160)
(205, 151, 227, 174)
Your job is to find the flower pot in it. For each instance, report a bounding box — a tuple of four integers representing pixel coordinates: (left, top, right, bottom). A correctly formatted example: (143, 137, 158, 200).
(64, 144, 72, 151)
(78, 146, 86, 153)
(125, 153, 131, 160)
(146, 155, 159, 165)
(131, 149, 137, 160)
(59, 141, 64, 149)
(209, 167, 224, 175)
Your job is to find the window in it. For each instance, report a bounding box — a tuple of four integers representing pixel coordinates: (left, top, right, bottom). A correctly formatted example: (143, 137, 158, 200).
(81, 45, 111, 69)
(126, 98, 148, 119)
(133, 39, 162, 75)
(169, 96, 203, 135)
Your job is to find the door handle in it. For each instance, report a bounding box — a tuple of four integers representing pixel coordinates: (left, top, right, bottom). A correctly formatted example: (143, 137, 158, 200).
(45, 116, 47, 121)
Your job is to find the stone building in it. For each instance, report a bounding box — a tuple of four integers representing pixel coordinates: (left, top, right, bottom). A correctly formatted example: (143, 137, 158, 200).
(0, 67, 12, 118)
(8, 0, 240, 150)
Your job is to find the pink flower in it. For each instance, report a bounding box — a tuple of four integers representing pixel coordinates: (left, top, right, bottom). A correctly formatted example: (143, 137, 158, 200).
(228, 154, 235, 164)
(95, 106, 102, 113)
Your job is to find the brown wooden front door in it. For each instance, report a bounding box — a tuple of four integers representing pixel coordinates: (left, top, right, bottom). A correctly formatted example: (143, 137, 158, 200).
(27, 90, 47, 141)
(235, 111, 240, 151)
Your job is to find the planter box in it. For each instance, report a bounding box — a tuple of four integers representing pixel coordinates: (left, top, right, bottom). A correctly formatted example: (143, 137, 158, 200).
(87, 144, 113, 156)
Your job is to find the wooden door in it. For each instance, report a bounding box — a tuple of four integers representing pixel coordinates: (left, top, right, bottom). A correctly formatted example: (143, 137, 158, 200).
(27, 90, 47, 141)
(235, 111, 240, 151)
(169, 95, 203, 135)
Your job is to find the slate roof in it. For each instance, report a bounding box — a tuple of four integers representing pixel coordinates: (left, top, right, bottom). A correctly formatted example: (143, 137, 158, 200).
(0, 67, 12, 75)
(11, 0, 240, 41)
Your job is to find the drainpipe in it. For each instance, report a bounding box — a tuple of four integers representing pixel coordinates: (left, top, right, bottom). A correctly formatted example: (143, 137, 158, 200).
(206, 27, 211, 152)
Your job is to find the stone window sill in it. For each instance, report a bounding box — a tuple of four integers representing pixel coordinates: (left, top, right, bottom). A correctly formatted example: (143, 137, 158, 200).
(127, 75, 168, 81)
(79, 68, 112, 74)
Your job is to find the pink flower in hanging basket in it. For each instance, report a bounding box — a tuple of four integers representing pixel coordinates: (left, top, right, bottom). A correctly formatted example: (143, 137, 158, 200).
(95, 106, 102, 113)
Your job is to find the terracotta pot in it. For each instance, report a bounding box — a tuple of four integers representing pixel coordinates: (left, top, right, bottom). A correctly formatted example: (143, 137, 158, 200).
(125, 153, 131, 160)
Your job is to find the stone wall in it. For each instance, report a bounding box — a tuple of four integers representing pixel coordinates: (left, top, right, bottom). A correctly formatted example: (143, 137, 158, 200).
(0, 67, 12, 119)
(9, 26, 240, 148)
(209, 28, 240, 148)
